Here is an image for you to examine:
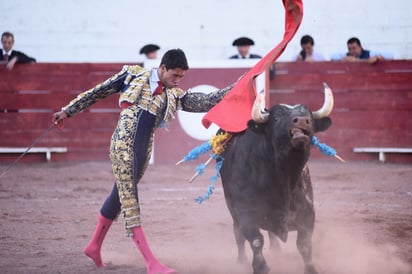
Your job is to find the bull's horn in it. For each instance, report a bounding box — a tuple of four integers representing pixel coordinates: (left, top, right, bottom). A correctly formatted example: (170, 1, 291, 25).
(252, 90, 269, 123)
(312, 82, 334, 119)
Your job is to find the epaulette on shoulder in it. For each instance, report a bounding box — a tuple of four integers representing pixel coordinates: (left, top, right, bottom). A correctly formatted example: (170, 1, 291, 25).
(124, 65, 147, 76)
(169, 87, 186, 98)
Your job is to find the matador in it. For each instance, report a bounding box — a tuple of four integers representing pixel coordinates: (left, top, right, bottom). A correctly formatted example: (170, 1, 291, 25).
(52, 49, 234, 274)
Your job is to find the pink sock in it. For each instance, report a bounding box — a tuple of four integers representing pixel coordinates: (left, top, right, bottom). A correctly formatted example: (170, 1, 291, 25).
(132, 226, 177, 274)
(84, 243, 104, 267)
(83, 214, 113, 267)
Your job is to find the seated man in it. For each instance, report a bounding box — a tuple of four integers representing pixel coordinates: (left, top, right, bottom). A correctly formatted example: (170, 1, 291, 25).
(294, 34, 326, 62)
(341, 37, 386, 64)
(1, 31, 36, 70)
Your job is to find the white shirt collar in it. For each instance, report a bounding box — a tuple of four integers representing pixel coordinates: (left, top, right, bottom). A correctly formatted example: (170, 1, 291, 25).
(2, 49, 12, 55)
(149, 69, 161, 93)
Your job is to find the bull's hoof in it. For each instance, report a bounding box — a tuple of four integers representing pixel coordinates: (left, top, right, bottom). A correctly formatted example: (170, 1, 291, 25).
(236, 254, 248, 265)
(304, 263, 319, 274)
(253, 264, 270, 274)
(268, 239, 281, 252)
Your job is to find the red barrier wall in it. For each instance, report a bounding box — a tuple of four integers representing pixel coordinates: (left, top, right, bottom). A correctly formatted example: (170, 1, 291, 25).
(269, 61, 412, 163)
(0, 61, 411, 164)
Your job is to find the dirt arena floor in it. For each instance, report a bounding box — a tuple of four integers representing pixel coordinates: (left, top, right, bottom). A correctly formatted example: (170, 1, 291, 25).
(0, 158, 411, 274)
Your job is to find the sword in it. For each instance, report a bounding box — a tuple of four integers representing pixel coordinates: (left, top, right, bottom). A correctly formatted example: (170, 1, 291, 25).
(0, 123, 57, 178)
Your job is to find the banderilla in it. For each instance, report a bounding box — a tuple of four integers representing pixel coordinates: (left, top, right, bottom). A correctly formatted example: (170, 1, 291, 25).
(0, 123, 57, 178)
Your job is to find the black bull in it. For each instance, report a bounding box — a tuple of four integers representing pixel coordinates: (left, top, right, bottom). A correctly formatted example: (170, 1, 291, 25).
(218, 85, 334, 274)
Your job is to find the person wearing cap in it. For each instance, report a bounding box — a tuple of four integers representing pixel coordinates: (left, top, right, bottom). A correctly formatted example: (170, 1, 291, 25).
(140, 44, 160, 60)
(229, 36, 262, 59)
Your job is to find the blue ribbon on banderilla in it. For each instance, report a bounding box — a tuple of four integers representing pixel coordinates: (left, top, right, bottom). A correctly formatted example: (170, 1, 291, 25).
(176, 134, 344, 203)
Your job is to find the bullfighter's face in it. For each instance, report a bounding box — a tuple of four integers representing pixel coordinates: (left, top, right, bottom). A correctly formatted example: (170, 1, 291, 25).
(158, 64, 186, 88)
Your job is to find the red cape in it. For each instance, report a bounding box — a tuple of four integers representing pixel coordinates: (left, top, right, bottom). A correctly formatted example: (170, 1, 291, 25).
(202, 0, 303, 132)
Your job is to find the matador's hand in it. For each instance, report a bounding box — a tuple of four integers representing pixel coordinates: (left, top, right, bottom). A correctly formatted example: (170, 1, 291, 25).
(52, 110, 68, 127)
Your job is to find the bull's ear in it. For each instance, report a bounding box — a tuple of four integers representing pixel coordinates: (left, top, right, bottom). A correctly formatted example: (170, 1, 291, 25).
(313, 117, 332, 133)
(247, 120, 266, 134)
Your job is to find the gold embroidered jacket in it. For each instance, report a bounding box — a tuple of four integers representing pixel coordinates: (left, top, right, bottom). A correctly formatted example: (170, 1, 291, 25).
(62, 65, 233, 128)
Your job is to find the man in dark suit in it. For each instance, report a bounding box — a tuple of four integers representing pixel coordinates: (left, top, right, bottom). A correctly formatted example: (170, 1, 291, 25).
(229, 36, 262, 59)
(1, 31, 36, 70)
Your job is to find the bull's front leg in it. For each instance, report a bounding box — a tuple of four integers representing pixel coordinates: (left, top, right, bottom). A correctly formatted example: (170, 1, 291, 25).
(243, 227, 270, 274)
(233, 222, 247, 263)
(295, 166, 318, 274)
(268, 231, 281, 251)
(296, 229, 318, 274)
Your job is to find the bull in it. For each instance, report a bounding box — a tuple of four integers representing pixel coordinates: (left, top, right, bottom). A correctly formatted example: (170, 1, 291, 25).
(218, 84, 334, 274)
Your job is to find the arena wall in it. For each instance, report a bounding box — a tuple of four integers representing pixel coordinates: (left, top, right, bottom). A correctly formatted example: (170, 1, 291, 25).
(0, 60, 411, 164)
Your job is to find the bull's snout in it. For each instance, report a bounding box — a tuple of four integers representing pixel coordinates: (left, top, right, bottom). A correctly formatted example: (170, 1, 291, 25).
(290, 116, 312, 141)
(292, 116, 311, 127)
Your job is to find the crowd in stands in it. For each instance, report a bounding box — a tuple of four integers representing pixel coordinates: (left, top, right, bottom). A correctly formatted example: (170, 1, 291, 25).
(1, 30, 394, 71)
(228, 34, 392, 65)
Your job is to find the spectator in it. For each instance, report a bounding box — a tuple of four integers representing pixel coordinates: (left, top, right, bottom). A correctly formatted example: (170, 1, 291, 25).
(1, 31, 36, 70)
(295, 35, 325, 62)
(341, 37, 384, 64)
(230, 37, 262, 59)
(140, 44, 160, 60)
